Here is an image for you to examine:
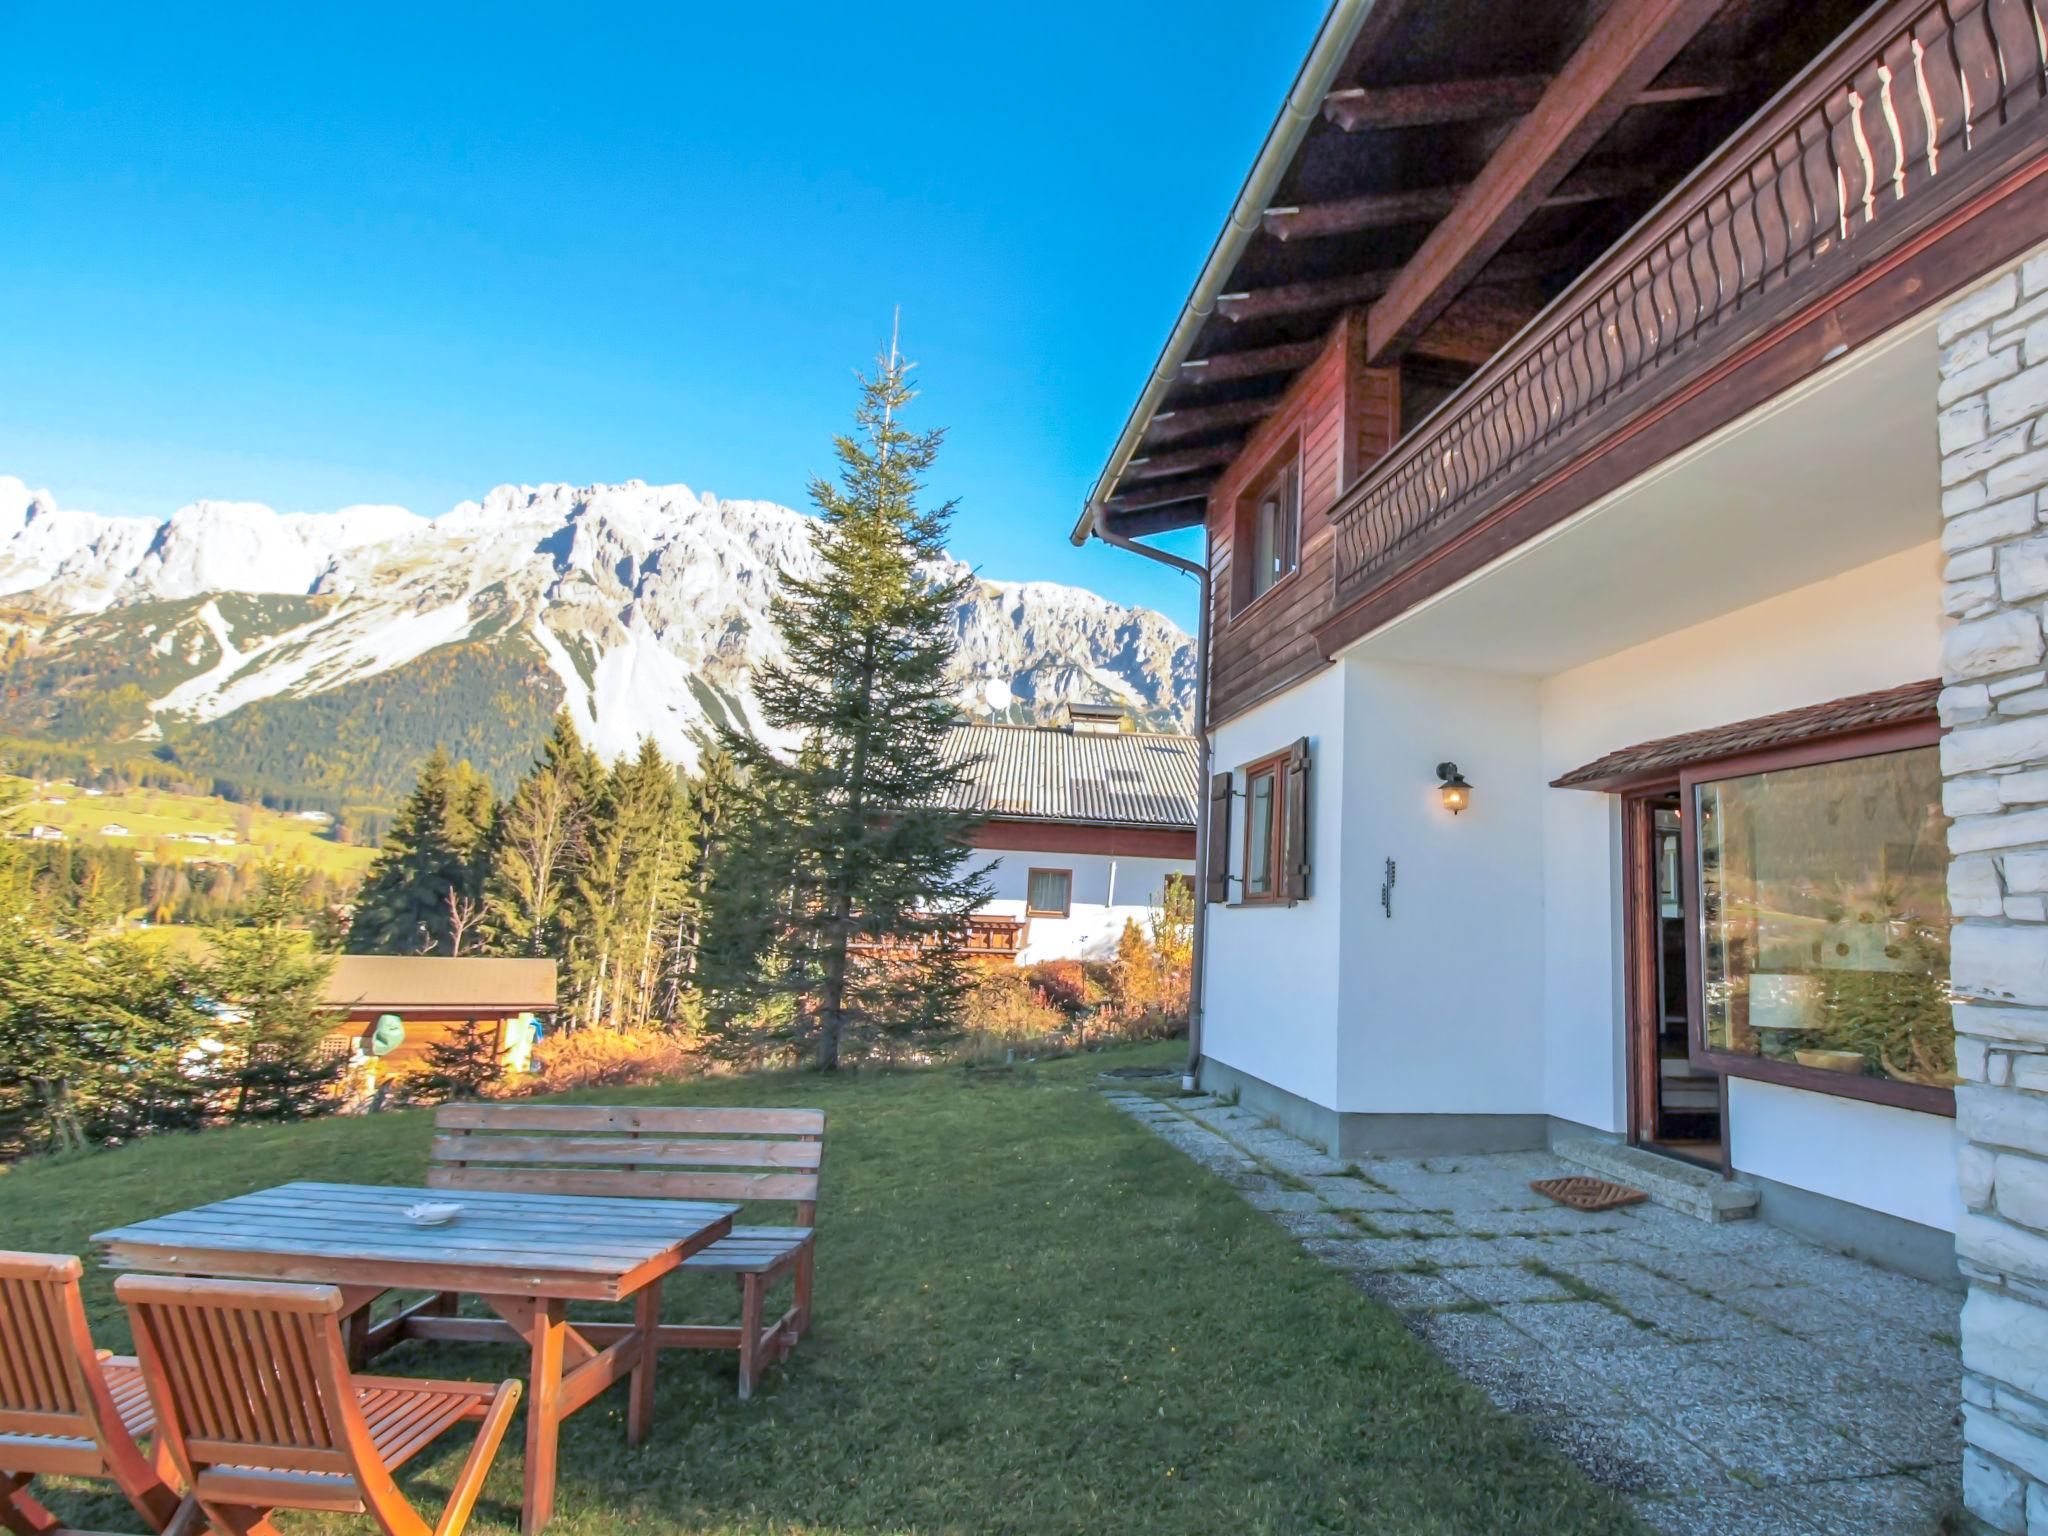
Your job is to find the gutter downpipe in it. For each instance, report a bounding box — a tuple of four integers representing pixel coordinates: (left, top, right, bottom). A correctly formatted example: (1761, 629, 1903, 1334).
(1089, 507, 1211, 1090)
(1074, 0, 1377, 1090)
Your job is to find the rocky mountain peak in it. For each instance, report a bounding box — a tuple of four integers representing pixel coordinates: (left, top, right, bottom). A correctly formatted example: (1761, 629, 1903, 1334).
(0, 476, 1194, 788)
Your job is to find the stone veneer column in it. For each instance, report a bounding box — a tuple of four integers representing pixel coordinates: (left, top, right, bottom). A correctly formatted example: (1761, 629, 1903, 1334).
(1941, 242, 2048, 1534)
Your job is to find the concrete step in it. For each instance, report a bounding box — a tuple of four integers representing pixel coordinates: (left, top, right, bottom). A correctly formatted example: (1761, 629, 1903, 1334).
(1552, 1138, 1759, 1224)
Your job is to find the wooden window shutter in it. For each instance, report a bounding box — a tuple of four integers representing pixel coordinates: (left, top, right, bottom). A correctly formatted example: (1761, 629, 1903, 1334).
(1205, 772, 1233, 904)
(1282, 737, 1311, 902)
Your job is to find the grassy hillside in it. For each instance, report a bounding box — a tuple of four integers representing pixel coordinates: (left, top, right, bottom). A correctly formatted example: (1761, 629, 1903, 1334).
(3, 1043, 1645, 1536)
(2, 773, 376, 878)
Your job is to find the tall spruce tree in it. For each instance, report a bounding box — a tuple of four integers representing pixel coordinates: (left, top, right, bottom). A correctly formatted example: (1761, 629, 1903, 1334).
(483, 712, 598, 959)
(569, 739, 694, 1033)
(206, 861, 340, 1121)
(676, 746, 745, 1009)
(725, 338, 990, 1069)
(347, 749, 496, 954)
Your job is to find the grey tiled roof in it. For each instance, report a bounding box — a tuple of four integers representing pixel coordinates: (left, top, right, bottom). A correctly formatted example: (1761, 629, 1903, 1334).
(935, 724, 1199, 829)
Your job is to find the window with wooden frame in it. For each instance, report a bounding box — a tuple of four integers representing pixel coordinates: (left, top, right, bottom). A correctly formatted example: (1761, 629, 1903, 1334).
(1025, 868, 1073, 919)
(1234, 444, 1300, 613)
(1680, 721, 1951, 1115)
(1237, 739, 1310, 905)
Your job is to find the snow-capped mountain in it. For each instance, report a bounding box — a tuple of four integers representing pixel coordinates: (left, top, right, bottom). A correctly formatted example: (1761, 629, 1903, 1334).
(0, 476, 1192, 798)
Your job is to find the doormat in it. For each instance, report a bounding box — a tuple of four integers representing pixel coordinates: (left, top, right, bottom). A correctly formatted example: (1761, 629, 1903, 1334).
(1530, 1175, 1648, 1212)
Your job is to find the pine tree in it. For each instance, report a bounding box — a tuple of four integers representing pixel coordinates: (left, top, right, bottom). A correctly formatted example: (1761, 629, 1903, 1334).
(206, 861, 341, 1121)
(420, 1017, 503, 1100)
(568, 739, 695, 1033)
(347, 749, 496, 954)
(724, 336, 991, 1069)
(672, 746, 745, 1011)
(483, 712, 598, 959)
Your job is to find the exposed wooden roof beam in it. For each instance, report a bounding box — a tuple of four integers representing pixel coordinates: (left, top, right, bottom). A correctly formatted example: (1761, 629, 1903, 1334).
(1175, 340, 1324, 385)
(1637, 62, 1737, 107)
(1364, 0, 1723, 365)
(1122, 441, 1245, 480)
(1218, 270, 1398, 324)
(1324, 73, 1552, 131)
(1144, 397, 1278, 444)
(1323, 63, 1733, 132)
(1105, 475, 1216, 514)
(1219, 246, 1565, 326)
(1411, 282, 1551, 367)
(1105, 501, 1209, 538)
(1265, 164, 1655, 242)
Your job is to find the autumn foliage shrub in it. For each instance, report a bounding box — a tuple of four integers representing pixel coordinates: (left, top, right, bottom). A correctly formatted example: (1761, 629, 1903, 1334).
(531, 1026, 696, 1091)
(1101, 878, 1193, 1041)
(962, 968, 1068, 1037)
(1023, 959, 1106, 1016)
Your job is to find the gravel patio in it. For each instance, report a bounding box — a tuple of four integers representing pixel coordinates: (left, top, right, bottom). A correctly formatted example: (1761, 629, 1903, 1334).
(1103, 1080, 1964, 1536)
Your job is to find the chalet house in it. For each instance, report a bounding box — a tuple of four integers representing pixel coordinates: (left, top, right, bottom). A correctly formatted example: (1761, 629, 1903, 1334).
(1072, 0, 2048, 1521)
(319, 954, 556, 1077)
(936, 707, 1197, 964)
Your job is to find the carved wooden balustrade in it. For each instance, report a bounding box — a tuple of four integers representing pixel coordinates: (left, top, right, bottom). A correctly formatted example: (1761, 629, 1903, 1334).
(1331, 0, 2048, 608)
(849, 912, 1028, 966)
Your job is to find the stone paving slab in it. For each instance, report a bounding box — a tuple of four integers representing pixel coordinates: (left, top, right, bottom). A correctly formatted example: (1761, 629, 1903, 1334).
(1102, 1081, 1965, 1534)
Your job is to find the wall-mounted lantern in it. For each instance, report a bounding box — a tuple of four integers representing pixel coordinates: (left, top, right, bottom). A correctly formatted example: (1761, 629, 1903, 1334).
(1436, 762, 1473, 815)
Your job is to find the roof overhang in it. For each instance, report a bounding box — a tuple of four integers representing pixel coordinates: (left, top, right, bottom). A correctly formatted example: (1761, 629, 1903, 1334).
(1551, 680, 1939, 792)
(1074, 0, 1859, 549)
(1069, 0, 1381, 546)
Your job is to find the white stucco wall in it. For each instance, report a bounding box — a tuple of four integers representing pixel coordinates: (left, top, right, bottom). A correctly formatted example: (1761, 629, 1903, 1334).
(976, 848, 1190, 963)
(1335, 659, 1547, 1116)
(1201, 665, 1348, 1109)
(1202, 541, 1955, 1230)
(1728, 1078, 1959, 1232)
(1538, 540, 1951, 1228)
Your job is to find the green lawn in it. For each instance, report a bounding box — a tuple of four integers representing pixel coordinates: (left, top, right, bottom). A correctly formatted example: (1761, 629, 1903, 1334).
(3, 1043, 1646, 1535)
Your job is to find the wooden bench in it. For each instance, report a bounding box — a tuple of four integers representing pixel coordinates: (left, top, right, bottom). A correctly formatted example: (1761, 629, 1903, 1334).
(428, 1103, 823, 1398)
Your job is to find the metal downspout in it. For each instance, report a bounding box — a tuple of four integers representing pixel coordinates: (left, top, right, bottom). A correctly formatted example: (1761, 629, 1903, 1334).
(1089, 505, 1211, 1090)
(1074, 0, 1382, 1084)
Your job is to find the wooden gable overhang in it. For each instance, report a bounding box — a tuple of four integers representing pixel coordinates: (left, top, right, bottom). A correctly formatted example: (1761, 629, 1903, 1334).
(1078, 0, 1874, 545)
(1082, 0, 2048, 696)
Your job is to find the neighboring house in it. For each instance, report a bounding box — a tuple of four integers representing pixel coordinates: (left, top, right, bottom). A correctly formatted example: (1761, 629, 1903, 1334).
(24, 824, 63, 842)
(1071, 2, 2048, 1522)
(99, 823, 131, 837)
(937, 705, 1196, 963)
(320, 954, 556, 1076)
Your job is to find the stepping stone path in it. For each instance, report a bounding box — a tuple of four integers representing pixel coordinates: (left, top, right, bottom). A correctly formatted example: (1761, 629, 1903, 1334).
(1100, 1079, 1964, 1535)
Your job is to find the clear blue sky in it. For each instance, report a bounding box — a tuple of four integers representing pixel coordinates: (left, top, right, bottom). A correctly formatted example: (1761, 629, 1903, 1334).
(2, 3, 1330, 631)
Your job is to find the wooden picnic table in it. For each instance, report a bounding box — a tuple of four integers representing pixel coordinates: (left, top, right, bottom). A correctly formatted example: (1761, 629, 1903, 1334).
(94, 1178, 735, 1534)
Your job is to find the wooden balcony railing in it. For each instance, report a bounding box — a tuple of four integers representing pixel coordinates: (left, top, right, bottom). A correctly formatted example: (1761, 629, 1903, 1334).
(1331, 0, 2048, 607)
(849, 913, 1028, 965)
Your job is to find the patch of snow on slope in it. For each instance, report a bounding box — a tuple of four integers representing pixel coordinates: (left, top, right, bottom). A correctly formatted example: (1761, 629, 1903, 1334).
(150, 601, 245, 716)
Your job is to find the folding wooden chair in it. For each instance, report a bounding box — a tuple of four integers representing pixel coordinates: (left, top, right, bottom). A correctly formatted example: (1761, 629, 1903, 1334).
(117, 1275, 520, 1536)
(0, 1250, 180, 1536)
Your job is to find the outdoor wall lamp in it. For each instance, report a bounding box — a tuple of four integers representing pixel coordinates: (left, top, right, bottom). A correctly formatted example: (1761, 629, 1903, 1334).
(1436, 762, 1472, 815)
